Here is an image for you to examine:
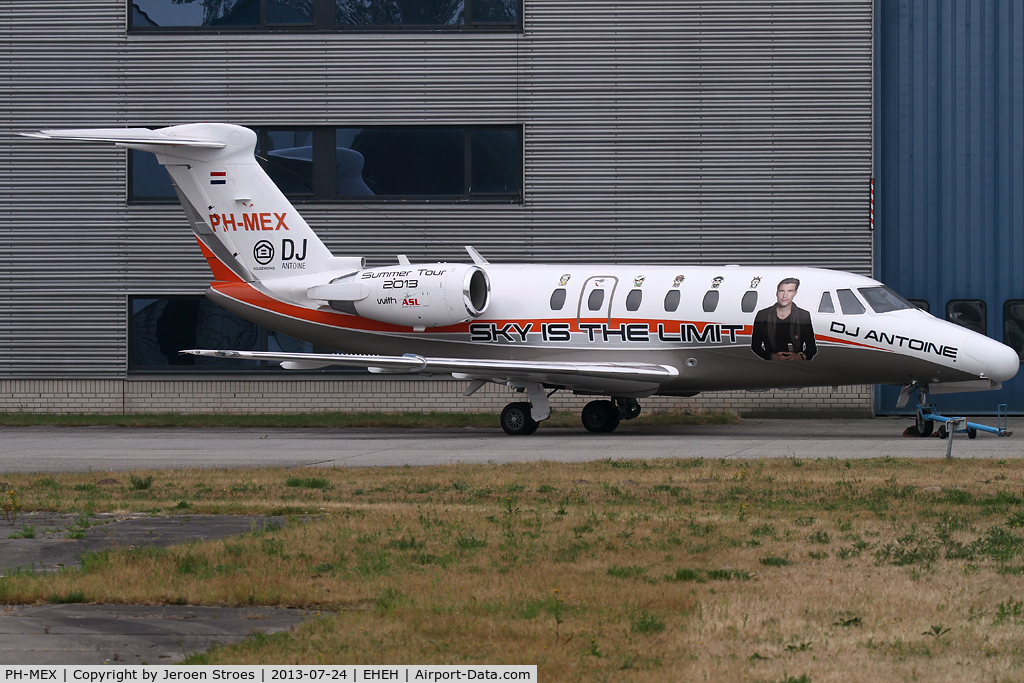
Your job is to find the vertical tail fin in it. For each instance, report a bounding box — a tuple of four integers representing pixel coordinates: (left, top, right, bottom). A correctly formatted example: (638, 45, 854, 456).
(23, 123, 338, 282)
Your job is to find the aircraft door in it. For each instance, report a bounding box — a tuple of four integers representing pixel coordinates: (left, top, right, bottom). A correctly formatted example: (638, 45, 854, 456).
(578, 276, 618, 327)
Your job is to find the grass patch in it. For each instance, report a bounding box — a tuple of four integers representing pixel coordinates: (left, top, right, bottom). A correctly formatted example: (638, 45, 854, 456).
(1, 458, 1024, 680)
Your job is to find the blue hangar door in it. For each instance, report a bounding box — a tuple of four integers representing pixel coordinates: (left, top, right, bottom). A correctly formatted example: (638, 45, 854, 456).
(875, 0, 1024, 415)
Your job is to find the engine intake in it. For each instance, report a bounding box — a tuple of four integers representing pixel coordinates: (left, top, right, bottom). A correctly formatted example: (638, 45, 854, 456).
(320, 263, 490, 328)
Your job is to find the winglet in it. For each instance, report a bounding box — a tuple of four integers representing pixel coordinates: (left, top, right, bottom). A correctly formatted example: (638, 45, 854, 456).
(465, 246, 490, 265)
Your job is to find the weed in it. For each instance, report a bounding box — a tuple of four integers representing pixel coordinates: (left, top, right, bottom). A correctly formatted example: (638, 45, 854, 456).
(8, 524, 36, 539)
(285, 477, 330, 490)
(2, 488, 20, 526)
(48, 590, 86, 604)
(630, 609, 666, 634)
(455, 533, 487, 550)
(607, 565, 648, 579)
(176, 553, 211, 576)
(921, 624, 951, 639)
(751, 523, 775, 538)
(374, 587, 409, 613)
(993, 598, 1024, 625)
(794, 516, 816, 527)
(760, 555, 793, 567)
(807, 530, 832, 544)
(667, 568, 706, 583)
(129, 475, 154, 491)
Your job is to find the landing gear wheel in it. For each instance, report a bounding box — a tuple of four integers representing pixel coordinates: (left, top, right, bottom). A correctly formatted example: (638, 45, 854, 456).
(938, 425, 949, 439)
(916, 412, 934, 437)
(582, 400, 621, 433)
(501, 402, 539, 436)
(968, 427, 978, 440)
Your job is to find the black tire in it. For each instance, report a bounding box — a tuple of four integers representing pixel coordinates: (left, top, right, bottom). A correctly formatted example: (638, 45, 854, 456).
(501, 402, 538, 436)
(968, 427, 978, 440)
(938, 425, 949, 439)
(582, 400, 621, 433)
(916, 412, 934, 437)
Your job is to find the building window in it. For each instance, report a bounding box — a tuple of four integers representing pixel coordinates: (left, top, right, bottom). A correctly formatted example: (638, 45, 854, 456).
(130, 0, 521, 31)
(129, 125, 523, 204)
(1003, 301, 1024, 362)
(129, 295, 356, 373)
(907, 299, 930, 313)
(946, 300, 987, 335)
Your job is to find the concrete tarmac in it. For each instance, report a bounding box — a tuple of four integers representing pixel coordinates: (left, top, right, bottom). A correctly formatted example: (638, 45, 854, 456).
(0, 418, 1022, 473)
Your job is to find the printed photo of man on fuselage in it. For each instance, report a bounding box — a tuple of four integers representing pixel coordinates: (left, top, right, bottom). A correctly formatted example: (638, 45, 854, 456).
(750, 277, 817, 361)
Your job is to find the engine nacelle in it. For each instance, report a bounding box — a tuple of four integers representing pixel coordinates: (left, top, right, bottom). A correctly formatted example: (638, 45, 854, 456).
(319, 263, 490, 328)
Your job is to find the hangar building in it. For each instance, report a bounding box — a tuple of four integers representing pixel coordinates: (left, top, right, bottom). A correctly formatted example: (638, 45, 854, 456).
(0, 1, 1018, 416)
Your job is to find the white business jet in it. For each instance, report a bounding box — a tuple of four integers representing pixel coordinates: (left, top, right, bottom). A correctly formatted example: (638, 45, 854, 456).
(23, 124, 1020, 434)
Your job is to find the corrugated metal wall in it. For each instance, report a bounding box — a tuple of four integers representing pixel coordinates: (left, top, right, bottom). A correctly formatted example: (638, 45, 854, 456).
(875, 0, 1024, 414)
(1, 0, 873, 377)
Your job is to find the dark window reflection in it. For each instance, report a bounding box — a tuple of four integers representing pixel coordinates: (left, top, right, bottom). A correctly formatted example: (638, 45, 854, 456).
(262, 130, 314, 195)
(549, 288, 566, 311)
(346, 128, 464, 195)
(131, 297, 259, 369)
(269, 0, 313, 24)
(625, 289, 642, 312)
(588, 289, 605, 312)
(947, 300, 987, 335)
(837, 289, 866, 315)
(132, 0, 259, 27)
(818, 291, 835, 314)
(130, 150, 176, 200)
(471, 0, 517, 22)
(129, 296, 359, 373)
(1003, 301, 1024, 362)
(336, 0, 464, 26)
(908, 299, 930, 313)
(471, 129, 520, 194)
(741, 290, 758, 313)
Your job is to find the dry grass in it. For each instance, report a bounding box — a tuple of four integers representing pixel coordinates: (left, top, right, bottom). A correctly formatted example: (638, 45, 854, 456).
(3, 457, 1024, 681)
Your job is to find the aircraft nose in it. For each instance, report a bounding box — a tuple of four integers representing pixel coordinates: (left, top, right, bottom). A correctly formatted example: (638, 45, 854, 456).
(963, 334, 1020, 383)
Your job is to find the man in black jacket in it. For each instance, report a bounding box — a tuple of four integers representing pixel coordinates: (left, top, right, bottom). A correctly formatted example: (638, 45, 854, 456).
(750, 277, 817, 361)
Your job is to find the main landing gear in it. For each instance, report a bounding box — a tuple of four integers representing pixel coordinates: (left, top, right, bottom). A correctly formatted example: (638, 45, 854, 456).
(499, 394, 642, 435)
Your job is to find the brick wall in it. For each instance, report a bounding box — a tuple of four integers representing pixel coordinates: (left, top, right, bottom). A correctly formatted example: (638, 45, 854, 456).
(0, 378, 873, 416)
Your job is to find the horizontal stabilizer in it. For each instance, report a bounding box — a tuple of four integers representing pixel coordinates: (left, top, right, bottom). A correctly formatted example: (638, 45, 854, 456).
(19, 128, 225, 148)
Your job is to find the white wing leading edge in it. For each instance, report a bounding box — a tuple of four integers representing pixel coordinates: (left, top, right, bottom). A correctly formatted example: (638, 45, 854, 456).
(180, 349, 679, 399)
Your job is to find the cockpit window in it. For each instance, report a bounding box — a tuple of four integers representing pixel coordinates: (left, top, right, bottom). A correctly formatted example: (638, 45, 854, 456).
(818, 291, 835, 314)
(741, 291, 758, 313)
(858, 286, 914, 313)
(549, 288, 566, 310)
(836, 289, 865, 315)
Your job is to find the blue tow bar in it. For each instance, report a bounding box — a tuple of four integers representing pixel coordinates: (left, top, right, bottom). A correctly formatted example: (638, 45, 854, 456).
(917, 403, 1013, 459)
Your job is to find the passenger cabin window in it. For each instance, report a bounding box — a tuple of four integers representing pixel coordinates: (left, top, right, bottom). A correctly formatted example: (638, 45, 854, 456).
(818, 291, 835, 314)
(702, 290, 719, 313)
(836, 289, 865, 315)
(664, 290, 681, 312)
(549, 288, 566, 311)
(908, 299, 930, 313)
(1003, 301, 1024, 362)
(588, 289, 605, 311)
(625, 289, 642, 312)
(741, 291, 758, 313)
(858, 286, 914, 313)
(947, 300, 987, 335)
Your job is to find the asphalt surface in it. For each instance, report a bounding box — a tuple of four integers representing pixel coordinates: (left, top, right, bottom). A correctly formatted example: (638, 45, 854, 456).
(0, 417, 1021, 665)
(0, 418, 1021, 473)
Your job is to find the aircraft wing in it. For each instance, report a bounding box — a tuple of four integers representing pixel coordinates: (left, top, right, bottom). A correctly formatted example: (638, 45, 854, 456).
(180, 349, 679, 390)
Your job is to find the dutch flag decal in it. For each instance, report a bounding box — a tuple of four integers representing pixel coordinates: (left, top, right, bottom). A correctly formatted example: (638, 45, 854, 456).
(210, 171, 226, 185)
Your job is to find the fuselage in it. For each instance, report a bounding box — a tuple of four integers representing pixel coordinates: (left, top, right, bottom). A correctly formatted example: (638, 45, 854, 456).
(208, 263, 1020, 396)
